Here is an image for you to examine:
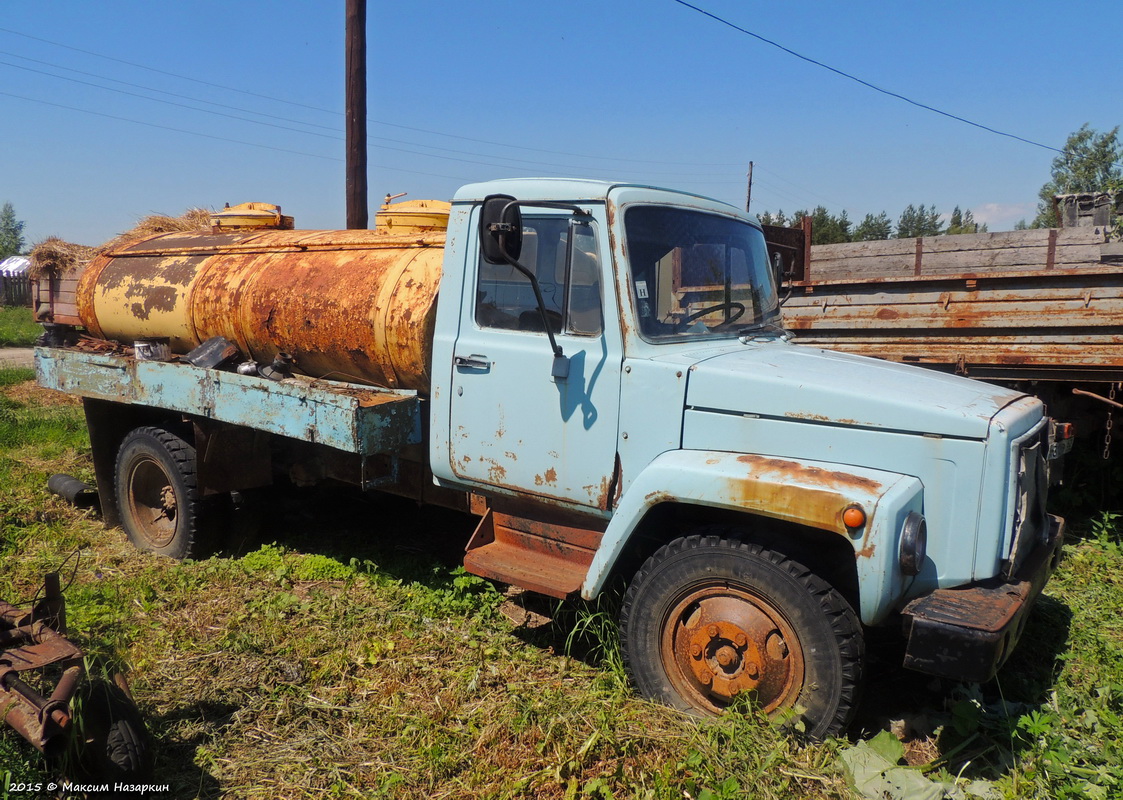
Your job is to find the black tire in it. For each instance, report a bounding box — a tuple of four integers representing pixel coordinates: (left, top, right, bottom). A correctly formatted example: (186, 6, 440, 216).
(115, 425, 209, 559)
(620, 532, 863, 739)
(53, 678, 154, 783)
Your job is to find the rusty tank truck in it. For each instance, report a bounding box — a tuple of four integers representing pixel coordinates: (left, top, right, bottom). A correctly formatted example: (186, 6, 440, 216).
(34, 179, 1070, 738)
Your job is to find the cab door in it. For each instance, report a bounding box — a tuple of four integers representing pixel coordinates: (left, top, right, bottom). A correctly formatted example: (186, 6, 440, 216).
(448, 208, 621, 510)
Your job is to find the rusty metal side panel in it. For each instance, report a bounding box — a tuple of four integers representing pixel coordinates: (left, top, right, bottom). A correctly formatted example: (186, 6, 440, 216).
(35, 347, 421, 456)
(462, 509, 592, 599)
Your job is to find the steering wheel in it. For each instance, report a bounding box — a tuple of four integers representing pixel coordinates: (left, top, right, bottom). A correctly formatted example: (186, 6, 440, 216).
(673, 301, 746, 332)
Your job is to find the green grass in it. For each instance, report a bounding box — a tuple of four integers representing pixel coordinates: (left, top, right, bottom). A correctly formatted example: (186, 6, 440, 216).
(0, 306, 39, 348)
(2, 376, 1122, 798)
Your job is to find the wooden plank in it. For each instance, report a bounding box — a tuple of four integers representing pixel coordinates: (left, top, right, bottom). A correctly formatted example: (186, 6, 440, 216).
(810, 228, 1101, 261)
(789, 261, 1123, 288)
(810, 244, 1104, 276)
(785, 300, 1116, 331)
(790, 338, 1123, 369)
(807, 228, 1108, 282)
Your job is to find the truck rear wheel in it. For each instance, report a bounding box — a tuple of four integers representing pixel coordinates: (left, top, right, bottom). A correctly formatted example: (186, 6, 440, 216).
(114, 426, 208, 559)
(620, 533, 863, 739)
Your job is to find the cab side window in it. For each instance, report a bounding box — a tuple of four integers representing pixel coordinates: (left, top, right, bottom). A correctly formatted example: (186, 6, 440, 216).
(476, 217, 602, 336)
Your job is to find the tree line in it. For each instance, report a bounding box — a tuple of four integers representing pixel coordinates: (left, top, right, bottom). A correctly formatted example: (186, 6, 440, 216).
(757, 123, 1121, 245)
(757, 204, 986, 245)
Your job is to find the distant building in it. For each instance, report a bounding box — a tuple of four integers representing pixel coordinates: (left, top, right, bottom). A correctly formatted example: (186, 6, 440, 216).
(1055, 192, 1123, 228)
(0, 255, 30, 277)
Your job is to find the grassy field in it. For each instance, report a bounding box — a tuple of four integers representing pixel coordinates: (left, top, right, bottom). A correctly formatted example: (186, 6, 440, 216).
(1, 367, 1122, 799)
(0, 306, 40, 348)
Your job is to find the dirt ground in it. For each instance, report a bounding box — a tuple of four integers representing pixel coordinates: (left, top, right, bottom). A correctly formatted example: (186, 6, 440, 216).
(0, 347, 34, 368)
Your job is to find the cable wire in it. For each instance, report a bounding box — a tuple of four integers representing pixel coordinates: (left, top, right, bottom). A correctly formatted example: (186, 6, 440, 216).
(670, 0, 1123, 170)
(0, 25, 743, 168)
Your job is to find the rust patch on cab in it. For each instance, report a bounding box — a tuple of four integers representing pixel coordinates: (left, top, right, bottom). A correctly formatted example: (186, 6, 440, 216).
(735, 454, 883, 495)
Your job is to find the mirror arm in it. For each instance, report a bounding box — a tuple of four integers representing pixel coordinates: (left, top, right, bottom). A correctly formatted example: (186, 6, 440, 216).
(494, 220, 568, 378)
(489, 200, 591, 379)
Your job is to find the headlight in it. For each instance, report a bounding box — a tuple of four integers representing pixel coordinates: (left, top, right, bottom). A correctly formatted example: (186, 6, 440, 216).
(900, 511, 927, 576)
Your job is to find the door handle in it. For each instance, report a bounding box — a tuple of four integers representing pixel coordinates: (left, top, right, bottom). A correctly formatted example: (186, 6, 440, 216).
(454, 354, 490, 370)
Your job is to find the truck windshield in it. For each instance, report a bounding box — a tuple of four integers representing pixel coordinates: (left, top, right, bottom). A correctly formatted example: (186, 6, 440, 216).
(624, 205, 779, 342)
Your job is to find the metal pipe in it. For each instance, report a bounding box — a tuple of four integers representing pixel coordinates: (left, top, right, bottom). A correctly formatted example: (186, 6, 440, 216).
(1073, 387, 1123, 409)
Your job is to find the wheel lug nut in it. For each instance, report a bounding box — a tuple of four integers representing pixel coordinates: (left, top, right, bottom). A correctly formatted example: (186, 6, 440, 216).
(735, 633, 747, 647)
(707, 625, 718, 638)
(700, 672, 712, 685)
(746, 663, 759, 679)
(691, 643, 702, 658)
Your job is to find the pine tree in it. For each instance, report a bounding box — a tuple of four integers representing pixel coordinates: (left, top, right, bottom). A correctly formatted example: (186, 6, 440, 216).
(946, 206, 987, 235)
(897, 204, 944, 238)
(0, 202, 25, 260)
(852, 212, 892, 241)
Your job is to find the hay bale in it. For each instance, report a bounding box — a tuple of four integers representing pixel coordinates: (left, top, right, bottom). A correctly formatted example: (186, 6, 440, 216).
(98, 207, 212, 254)
(29, 237, 96, 279)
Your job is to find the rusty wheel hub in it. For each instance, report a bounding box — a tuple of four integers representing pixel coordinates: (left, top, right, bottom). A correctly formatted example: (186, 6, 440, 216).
(126, 458, 179, 548)
(662, 586, 805, 715)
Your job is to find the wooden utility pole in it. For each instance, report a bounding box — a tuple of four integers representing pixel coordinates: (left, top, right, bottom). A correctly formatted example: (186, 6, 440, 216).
(346, 0, 368, 229)
(745, 161, 754, 213)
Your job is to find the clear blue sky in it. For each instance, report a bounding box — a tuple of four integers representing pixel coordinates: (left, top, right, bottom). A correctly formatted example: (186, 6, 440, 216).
(2, 1, 1120, 247)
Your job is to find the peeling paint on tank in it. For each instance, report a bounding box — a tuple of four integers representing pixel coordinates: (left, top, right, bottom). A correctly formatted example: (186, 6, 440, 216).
(78, 227, 446, 394)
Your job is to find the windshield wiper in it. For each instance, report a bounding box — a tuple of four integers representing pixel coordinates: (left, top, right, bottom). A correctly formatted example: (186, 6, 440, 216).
(737, 320, 789, 341)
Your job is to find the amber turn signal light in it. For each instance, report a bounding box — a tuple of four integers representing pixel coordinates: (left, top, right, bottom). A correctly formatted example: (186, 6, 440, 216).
(842, 505, 866, 528)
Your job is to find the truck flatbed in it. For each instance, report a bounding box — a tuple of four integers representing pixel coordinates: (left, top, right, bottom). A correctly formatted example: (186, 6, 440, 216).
(35, 346, 422, 456)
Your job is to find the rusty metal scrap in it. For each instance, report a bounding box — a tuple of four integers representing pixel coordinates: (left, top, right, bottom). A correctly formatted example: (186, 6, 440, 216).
(1072, 387, 1123, 409)
(0, 574, 83, 752)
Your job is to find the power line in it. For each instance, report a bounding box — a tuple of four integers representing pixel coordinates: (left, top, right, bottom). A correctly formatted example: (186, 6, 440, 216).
(670, 0, 1123, 170)
(0, 89, 470, 182)
(1, 89, 741, 189)
(0, 25, 743, 168)
(0, 49, 339, 135)
(0, 59, 744, 182)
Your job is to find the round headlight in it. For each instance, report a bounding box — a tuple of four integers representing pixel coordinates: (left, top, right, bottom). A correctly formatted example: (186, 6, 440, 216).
(900, 511, 927, 576)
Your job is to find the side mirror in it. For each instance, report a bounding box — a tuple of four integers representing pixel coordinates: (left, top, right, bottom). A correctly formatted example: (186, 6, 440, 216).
(480, 194, 523, 264)
(771, 251, 785, 288)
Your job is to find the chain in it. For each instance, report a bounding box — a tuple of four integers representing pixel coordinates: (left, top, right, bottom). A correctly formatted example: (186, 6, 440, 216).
(1105, 382, 1119, 460)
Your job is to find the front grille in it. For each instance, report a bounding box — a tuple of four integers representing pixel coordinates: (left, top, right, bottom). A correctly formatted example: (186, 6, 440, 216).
(1005, 420, 1050, 579)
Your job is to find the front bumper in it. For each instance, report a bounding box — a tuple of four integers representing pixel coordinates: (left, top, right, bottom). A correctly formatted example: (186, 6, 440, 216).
(900, 513, 1064, 683)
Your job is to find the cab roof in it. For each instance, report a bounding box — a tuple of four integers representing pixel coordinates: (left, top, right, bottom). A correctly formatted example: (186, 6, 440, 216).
(452, 177, 740, 213)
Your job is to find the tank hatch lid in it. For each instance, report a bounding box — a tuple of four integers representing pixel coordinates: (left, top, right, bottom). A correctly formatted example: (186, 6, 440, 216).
(210, 202, 294, 232)
(374, 197, 450, 233)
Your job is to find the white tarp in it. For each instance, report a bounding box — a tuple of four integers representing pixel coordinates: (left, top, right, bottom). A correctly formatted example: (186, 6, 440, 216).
(0, 256, 30, 277)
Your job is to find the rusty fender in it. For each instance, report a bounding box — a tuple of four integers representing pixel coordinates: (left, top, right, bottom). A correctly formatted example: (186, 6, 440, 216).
(581, 450, 924, 625)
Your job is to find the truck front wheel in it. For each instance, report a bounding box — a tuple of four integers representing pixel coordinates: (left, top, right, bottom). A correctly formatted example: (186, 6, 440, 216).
(620, 533, 863, 739)
(114, 426, 207, 559)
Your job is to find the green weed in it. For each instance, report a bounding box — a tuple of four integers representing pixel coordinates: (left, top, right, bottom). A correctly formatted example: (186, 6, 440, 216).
(3, 374, 1123, 798)
(0, 306, 39, 348)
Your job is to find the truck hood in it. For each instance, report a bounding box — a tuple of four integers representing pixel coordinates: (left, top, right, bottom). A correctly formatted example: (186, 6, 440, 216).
(684, 341, 1029, 439)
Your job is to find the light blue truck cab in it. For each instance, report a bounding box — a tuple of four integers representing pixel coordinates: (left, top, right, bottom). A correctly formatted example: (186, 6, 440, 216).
(36, 178, 1067, 738)
(429, 179, 1064, 736)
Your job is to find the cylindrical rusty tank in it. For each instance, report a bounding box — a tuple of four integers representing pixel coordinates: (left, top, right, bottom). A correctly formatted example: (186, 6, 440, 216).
(76, 200, 450, 392)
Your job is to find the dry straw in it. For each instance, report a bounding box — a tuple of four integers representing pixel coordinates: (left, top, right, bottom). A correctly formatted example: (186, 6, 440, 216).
(28, 208, 212, 279)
